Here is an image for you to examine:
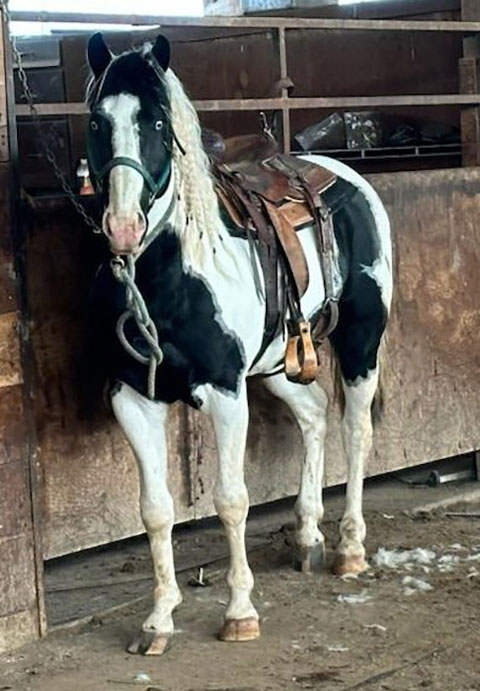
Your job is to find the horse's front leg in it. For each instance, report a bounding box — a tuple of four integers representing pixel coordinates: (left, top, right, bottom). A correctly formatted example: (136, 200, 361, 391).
(199, 381, 260, 643)
(111, 382, 182, 655)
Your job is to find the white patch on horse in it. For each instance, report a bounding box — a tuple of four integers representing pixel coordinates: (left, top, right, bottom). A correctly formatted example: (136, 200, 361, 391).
(111, 383, 182, 636)
(301, 154, 393, 311)
(360, 256, 392, 307)
(194, 382, 258, 623)
(101, 94, 143, 217)
(336, 367, 379, 570)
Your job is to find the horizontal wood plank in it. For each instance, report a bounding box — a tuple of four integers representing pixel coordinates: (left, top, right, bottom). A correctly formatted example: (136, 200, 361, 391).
(9, 11, 480, 32)
(16, 93, 480, 118)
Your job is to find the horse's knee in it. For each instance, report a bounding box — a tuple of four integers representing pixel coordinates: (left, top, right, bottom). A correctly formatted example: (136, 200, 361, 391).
(214, 485, 249, 526)
(141, 495, 173, 535)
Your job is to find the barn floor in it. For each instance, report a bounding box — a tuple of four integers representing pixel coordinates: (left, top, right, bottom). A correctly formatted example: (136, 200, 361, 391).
(2, 474, 480, 691)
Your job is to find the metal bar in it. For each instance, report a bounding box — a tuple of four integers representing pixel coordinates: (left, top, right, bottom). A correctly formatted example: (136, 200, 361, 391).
(277, 27, 290, 154)
(16, 94, 480, 117)
(9, 11, 480, 32)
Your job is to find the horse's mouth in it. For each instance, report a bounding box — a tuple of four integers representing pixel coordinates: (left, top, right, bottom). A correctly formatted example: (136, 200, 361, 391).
(109, 243, 141, 256)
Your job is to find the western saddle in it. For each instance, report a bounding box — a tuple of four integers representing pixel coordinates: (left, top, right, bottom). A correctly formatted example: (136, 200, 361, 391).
(204, 130, 339, 384)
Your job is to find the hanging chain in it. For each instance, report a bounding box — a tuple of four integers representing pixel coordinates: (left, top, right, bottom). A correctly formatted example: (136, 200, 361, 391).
(3, 2, 165, 398)
(1, 0, 102, 233)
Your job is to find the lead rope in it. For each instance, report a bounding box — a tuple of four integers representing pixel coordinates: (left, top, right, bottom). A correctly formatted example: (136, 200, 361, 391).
(110, 256, 164, 400)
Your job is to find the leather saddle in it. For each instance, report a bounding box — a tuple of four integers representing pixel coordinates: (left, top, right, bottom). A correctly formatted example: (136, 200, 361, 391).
(208, 132, 339, 384)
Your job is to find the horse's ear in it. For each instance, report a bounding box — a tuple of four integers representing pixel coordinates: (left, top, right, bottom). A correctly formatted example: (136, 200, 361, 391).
(151, 34, 170, 71)
(87, 32, 112, 78)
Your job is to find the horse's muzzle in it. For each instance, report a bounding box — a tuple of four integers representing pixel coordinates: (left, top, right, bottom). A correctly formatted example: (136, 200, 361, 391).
(103, 211, 146, 254)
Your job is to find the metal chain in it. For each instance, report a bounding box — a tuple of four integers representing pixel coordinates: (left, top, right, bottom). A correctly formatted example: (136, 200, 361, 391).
(111, 256, 164, 400)
(3, 2, 164, 398)
(1, 0, 102, 233)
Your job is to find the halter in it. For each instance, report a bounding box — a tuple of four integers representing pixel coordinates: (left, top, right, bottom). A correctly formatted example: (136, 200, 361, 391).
(88, 51, 184, 212)
(92, 155, 172, 207)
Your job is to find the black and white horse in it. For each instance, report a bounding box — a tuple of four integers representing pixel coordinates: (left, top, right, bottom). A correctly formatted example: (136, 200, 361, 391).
(86, 33, 392, 654)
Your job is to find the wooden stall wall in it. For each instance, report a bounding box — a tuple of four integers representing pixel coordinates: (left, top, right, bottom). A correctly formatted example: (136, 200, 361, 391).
(26, 167, 480, 560)
(0, 15, 44, 652)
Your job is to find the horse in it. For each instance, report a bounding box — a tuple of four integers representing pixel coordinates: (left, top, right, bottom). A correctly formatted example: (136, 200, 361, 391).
(85, 32, 392, 655)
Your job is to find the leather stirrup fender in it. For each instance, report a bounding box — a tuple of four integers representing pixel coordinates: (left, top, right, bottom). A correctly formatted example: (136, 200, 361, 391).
(285, 320, 318, 384)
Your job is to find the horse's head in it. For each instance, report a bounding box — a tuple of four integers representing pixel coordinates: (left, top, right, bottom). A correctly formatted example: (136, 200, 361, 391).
(86, 33, 173, 255)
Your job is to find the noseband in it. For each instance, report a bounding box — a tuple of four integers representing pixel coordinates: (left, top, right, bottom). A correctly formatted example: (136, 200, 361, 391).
(92, 155, 172, 207)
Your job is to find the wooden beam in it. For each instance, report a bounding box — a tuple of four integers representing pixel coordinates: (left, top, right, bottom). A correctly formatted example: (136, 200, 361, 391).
(461, 2, 480, 167)
(277, 27, 290, 154)
(16, 94, 480, 118)
(9, 11, 480, 32)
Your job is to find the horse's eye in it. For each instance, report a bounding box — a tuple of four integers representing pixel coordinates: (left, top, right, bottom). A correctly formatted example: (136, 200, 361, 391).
(91, 121, 98, 132)
(155, 120, 163, 131)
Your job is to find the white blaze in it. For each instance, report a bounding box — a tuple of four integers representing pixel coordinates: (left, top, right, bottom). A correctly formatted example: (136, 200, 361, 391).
(101, 93, 143, 217)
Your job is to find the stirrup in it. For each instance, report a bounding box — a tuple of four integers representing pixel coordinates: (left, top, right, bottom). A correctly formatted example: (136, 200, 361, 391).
(285, 320, 318, 384)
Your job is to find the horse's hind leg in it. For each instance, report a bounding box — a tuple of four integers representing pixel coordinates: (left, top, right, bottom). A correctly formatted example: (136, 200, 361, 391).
(329, 281, 386, 575)
(263, 375, 328, 573)
(111, 383, 182, 655)
(332, 367, 378, 575)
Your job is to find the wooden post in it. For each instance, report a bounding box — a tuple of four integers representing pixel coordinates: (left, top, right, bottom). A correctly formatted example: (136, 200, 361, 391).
(0, 8, 46, 652)
(460, 1, 480, 166)
(277, 27, 291, 153)
(461, 0, 480, 21)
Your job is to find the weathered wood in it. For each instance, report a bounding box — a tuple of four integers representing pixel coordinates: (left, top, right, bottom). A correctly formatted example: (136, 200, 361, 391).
(459, 57, 480, 165)
(9, 11, 480, 31)
(461, 0, 480, 21)
(276, 27, 290, 153)
(15, 93, 480, 118)
(0, 609, 40, 654)
(0, 8, 45, 652)
(0, 311, 21, 388)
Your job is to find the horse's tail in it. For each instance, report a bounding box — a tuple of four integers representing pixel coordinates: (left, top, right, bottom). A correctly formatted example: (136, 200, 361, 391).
(331, 333, 388, 427)
(371, 334, 388, 425)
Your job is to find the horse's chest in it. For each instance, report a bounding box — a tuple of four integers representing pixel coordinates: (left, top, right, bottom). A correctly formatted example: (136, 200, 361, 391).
(92, 234, 244, 405)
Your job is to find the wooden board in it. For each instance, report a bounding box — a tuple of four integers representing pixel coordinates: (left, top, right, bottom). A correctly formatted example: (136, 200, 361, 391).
(25, 167, 480, 559)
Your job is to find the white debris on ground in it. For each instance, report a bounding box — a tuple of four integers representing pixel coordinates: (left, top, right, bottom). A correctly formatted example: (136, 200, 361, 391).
(327, 645, 350, 652)
(369, 544, 480, 597)
(132, 673, 151, 683)
(402, 576, 433, 596)
(337, 592, 372, 605)
(373, 545, 480, 573)
(373, 547, 436, 570)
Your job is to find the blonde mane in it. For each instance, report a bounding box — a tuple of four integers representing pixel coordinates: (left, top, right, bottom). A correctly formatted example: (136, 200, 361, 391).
(165, 69, 226, 269)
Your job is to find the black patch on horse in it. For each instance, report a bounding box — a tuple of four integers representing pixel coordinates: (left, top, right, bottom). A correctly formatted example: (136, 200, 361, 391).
(325, 178, 387, 383)
(90, 230, 245, 406)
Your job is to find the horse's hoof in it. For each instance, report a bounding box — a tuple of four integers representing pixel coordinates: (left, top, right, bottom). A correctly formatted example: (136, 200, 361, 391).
(332, 553, 368, 576)
(293, 542, 326, 574)
(218, 617, 260, 642)
(127, 630, 172, 655)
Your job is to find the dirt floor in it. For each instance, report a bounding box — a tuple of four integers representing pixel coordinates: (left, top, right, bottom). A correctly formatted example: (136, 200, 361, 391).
(2, 478, 480, 691)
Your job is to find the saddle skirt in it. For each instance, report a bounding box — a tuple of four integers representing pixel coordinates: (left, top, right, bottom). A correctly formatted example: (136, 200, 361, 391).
(210, 135, 339, 382)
